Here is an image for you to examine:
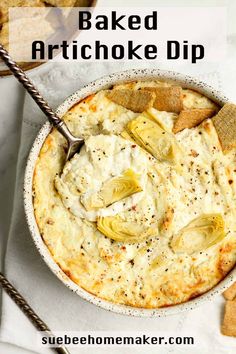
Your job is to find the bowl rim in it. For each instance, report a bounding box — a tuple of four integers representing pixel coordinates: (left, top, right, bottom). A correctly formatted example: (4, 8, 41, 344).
(23, 68, 236, 317)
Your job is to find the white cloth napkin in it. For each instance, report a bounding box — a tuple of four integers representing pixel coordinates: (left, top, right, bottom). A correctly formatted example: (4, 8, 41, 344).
(1, 59, 236, 354)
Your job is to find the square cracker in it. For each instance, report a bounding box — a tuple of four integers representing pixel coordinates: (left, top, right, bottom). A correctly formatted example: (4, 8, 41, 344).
(212, 103, 236, 152)
(221, 300, 236, 337)
(143, 86, 183, 113)
(107, 89, 155, 113)
(223, 282, 236, 301)
(173, 108, 216, 134)
(0, 0, 45, 25)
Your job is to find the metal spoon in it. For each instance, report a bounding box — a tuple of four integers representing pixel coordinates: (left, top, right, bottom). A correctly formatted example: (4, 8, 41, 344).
(0, 44, 84, 162)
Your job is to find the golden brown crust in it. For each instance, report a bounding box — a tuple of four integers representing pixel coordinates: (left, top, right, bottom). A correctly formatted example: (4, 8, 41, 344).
(223, 282, 236, 300)
(212, 103, 236, 152)
(143, 86, 183, 113)
(173, 108, 216, 133)
(107, 89, 155, 113)
(221, 300, 236, 337)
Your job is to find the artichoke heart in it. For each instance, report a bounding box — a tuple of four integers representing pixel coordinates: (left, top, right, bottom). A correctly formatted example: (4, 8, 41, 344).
(97, 215, 157, 243)
(81, 169, 142, 211)
(126, 114, 179, 162)
(150, 254, 172, 270)
(120, 130, 135, 143)
(170, 214, 225, 254)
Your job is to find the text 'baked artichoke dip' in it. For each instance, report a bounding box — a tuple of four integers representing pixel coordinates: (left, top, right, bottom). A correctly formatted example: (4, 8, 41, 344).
(33, 80, 236, 308)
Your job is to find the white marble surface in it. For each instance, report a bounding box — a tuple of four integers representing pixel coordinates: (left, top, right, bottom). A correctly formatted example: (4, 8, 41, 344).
(1, 1, 236, 354)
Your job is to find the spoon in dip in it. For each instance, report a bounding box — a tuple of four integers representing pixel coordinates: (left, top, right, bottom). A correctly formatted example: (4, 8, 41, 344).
(0, 44, 84, 162)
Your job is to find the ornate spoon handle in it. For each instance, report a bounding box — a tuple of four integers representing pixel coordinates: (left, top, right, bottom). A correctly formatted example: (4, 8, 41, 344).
(0, 272, 70, 354)
(0, 44, 84, 162)
(0, 44, 62, 127)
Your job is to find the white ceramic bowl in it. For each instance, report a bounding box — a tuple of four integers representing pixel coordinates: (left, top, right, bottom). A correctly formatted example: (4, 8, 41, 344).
(24, 68, 236, 317)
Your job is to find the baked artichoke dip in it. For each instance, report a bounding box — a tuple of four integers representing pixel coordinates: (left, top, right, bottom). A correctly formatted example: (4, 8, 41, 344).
(33, 80, 236, 308)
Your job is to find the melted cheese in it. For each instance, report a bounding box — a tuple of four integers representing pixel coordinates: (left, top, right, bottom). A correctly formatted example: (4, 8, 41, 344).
(33, 81, 236, 308)
(55, 135, 149, 221)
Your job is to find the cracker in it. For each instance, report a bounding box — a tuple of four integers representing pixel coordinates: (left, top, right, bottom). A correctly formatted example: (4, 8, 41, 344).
(0, 22, 8, 48)
(107, 89, 155, 113)
(75, 0, 91, 5)
(221, 300, 236, 337)
(223, 282, 236, 301)
(143, 86, 183, 113)
(0, 7, 7, 26)
(173, 108, 216, 133)
(0, 1, 18, 25)
(0, 0, 45, 25)
(44, 0, 77, 6)
(212, 103, 236, 152)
